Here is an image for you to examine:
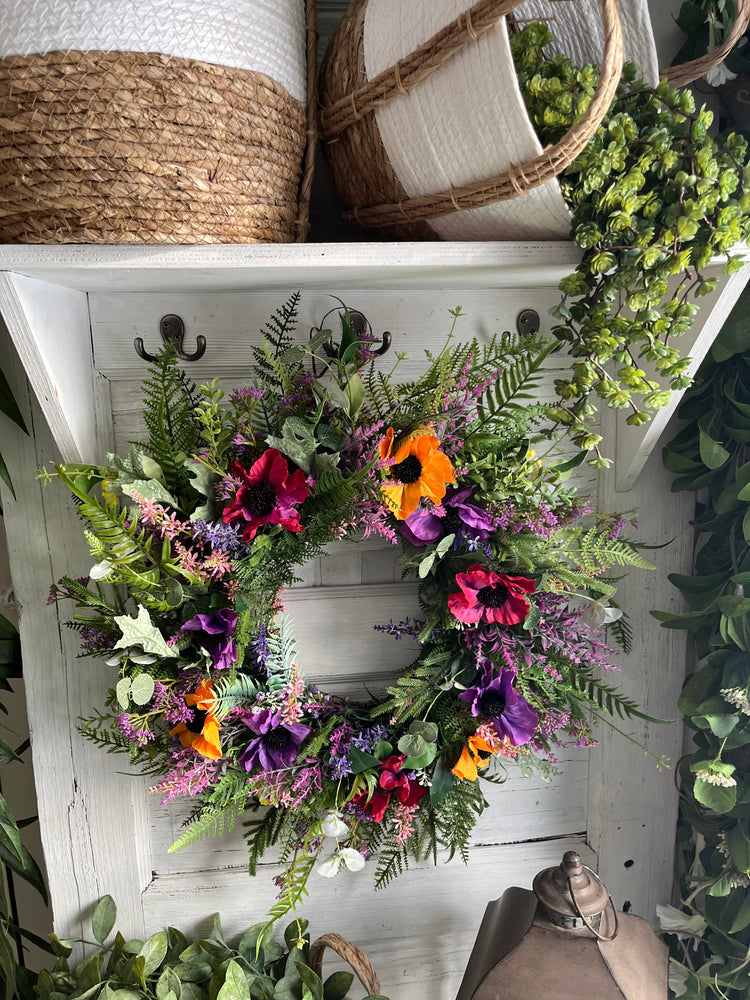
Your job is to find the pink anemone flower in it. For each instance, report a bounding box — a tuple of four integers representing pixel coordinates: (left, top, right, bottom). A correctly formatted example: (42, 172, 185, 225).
(448, 563, 535, 625)
(222, 449, 307, 543)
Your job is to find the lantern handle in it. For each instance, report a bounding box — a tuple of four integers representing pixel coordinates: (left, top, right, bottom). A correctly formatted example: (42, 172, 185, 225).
(567, 865, 619, 942)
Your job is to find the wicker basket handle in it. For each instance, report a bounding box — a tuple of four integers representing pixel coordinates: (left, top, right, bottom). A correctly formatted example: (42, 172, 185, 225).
(661, 0, 750, 88)
(329, 0, 622, 230)
(308, 933, 381, 996)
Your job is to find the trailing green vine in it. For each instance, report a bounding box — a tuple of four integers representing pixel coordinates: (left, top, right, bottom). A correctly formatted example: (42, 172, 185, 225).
(656, 286, 750, 999)
(511, 22, 750, 466)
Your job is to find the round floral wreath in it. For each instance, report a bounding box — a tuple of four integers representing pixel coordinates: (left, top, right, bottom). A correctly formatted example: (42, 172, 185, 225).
(49, 297, 653, 925)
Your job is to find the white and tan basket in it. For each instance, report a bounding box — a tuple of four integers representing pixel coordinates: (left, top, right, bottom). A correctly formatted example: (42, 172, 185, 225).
(0, 0, 318, 244)
(319, 0, 750, 241)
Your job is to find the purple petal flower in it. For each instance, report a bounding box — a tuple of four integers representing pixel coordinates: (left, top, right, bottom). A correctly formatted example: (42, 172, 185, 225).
(238, 708, 311, 772)
(399, 485, 497, 547)
(459, 661, 538, 745)
(181, 609, 238, 670)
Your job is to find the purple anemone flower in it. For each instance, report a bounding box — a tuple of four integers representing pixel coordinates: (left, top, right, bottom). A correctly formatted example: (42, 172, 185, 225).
(459, 661, 538, 745)
(181, 609, 238, 670)
(238, 708, 312, 772)
(399, 485, 497, 547)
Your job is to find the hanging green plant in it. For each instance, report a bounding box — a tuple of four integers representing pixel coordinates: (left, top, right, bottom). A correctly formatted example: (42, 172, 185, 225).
(655, 286, 750, 999)
(511, 23, 750, 466)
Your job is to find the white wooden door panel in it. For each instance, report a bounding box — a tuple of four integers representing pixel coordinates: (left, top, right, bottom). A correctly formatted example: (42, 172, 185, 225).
(0, 247, 701, 1000)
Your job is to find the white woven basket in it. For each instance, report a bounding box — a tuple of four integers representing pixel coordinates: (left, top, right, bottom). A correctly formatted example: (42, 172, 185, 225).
(321, 0, 656, 241)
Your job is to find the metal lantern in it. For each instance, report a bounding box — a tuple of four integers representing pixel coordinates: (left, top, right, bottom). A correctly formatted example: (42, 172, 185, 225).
(455, 851, 668, 1000)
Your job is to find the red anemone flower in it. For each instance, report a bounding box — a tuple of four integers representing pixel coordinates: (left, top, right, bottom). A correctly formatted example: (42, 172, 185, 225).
(352, 754, 427, 822)
(448, 564, 535, 625)
(223, 449, 307, 542)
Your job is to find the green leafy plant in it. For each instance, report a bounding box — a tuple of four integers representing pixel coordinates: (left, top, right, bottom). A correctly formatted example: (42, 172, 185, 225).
(656, 286, 750, 998)
(0, 364, 28, 508)
(512, 22, 750, 465)
(33, 898, 387, 1000)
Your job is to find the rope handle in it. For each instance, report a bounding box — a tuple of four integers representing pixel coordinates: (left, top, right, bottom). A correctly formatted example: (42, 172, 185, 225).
(662, 0, 750, 87)
(308, 933, 382, 997)
(328, 0, 622, 229)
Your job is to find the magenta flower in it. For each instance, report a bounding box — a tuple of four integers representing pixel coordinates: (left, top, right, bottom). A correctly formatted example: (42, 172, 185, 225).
(399, 485, 497, 547)
(448, 564, 535, 625)
(222, 450, 308, 542)
(181, 609, 238, 670)
(238, 708, 311, 772)
(459, 662, 538, 745)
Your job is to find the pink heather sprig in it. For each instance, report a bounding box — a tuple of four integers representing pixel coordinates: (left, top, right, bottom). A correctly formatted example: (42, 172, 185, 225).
(130, 491, 191, 541)
(280, 663, 305, 724)
(393, 802, 419, 850)
(150, 749, 225, 802)
(247, 765, 322, 809)
(116, 713, 155, 747)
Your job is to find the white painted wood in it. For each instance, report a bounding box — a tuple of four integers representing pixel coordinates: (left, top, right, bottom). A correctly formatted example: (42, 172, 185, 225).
(0, 242, 582, 292)
(141, 837, 596, 1000)
(0, 317, 151, 943)
(0, 272, 97, 462)
(587, 406, 693, 923)
(615, 260, 750, 491)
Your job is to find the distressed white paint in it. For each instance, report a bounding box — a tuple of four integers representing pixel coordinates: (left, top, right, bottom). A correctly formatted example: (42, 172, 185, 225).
(0, 272, 97, 462)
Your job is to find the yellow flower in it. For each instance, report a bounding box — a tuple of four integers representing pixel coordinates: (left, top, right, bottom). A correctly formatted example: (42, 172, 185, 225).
(451, 733, 498, 781)
(170, 679, 222, 760)
(380, 428, 455, 520)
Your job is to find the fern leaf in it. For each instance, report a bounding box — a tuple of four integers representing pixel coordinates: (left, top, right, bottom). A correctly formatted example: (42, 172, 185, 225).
(168, 802, 244, 852)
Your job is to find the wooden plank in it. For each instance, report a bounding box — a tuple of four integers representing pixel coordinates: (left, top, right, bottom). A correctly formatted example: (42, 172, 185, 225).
(0, 272, 98, 462)
(141, 837, 596, 1000)
(0, 316, 151, 940)
(88, 286, 569, 379)
(0, 242, 583, 293)
(586, 407, 693, 925)
(615, 261, 750, 490)
(149, 749, 588, 874)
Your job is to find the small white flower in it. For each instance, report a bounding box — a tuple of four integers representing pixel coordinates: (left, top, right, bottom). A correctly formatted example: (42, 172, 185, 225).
(668, 959, 689, 997)
(656, 904, 707, 940)
(339, 847, 366, 872)
(695, 768, 737, 787)
(90, 560, 114, 580)
(705, 61, 737, 87)
(316, 854, 342, 878)
(721, 687, 750, 715)
(321, 811, 349, 839)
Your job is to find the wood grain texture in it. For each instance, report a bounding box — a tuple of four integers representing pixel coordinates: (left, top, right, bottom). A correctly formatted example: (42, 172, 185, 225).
(141, 838, 596, 1000)
(0, 317, 151, 941)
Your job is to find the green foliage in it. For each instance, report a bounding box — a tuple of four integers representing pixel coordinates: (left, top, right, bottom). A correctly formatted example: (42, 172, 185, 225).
(140, 347, 200, 504)
(511, 22, 750, 459)
(0, 360, 28, 506)
(25, 897, 384, 1000)
(657, 292, 750, 998)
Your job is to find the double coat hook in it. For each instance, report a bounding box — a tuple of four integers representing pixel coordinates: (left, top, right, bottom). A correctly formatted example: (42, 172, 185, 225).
(134, 315, 206, 363)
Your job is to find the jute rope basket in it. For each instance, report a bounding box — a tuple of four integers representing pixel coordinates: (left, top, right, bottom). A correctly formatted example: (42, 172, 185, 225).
(308, 933, 381, 997)
(319, 0, 750, 241)
(0, 0, 318, 244)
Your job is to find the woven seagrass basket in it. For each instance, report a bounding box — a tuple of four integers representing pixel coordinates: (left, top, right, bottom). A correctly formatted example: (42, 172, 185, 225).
(319, 0, 750, 241)
(0, 0, 318, 244)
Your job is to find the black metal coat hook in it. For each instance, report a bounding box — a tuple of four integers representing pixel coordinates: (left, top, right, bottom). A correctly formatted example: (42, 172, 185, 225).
(134, 314, 207, 363)
(320, 309, 392, 359)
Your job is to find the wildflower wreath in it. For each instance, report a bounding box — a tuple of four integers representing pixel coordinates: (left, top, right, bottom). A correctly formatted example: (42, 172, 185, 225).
(48, 296, 657, 926)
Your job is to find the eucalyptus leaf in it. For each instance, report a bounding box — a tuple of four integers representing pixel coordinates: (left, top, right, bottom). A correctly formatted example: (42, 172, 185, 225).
(131, 673, 156, 706)
(116, 678, 132, 710)
(92, 895, 117, 944)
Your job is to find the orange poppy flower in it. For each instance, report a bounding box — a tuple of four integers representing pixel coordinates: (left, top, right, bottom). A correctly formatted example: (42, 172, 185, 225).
(380, 428, 456, 520)
(170, 679, 222, 760)
(451, 733, 498, 781)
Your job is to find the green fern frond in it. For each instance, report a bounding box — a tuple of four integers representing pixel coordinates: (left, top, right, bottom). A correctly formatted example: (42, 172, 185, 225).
(140, 346, 200, 498)
(168, 803, 244, 852)
(569, 669, 666, 723)
(212, 674, 260, 721)
(577, 528, 657, 574)
(373, 843, 408, 890)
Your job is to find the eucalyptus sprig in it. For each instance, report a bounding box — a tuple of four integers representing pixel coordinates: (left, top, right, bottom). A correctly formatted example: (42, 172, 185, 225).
(512, 23, 750, 466)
